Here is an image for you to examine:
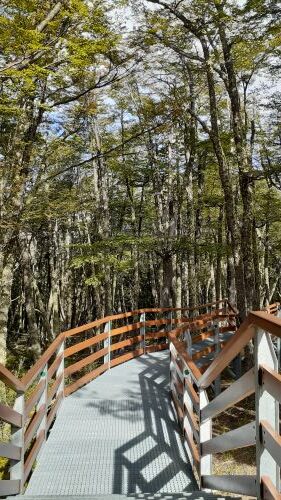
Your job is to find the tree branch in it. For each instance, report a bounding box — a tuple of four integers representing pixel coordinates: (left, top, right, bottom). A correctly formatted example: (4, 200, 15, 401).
(146, 0, 201, 36)
(0, 2, 65, 74)
(35, 121, 168, 185)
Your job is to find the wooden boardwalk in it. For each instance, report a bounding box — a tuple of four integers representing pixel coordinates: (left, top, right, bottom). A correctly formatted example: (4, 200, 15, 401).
(2, 300, 280, 499)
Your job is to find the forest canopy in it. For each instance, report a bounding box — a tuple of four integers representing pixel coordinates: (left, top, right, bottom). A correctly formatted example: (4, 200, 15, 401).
(0, 0, 280, 369)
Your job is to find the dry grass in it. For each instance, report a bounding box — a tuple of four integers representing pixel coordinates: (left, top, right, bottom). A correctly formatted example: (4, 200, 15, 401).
(209, 391, 256, 499)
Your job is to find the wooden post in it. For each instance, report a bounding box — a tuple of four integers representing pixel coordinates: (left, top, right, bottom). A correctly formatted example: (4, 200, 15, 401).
(199, 389, 212, 489)
(255, 327, 279, 498)
(140, 313, 146, 354)
(10, 392, 25, 493)
(214, 322, 221, 395)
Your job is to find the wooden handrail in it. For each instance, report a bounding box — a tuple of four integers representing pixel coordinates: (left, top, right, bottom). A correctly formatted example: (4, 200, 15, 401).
(198, 319, 255, 389)
(169, 330, 202, 382)
(249, 311, 281, 337)
(185, 308, 281, 390)
(0, 297, 233, 394)
(169, 303, 281, 499)
(63, 298, 231, 338)
(21, 333, 64, 390)
(261, 476, 281, 500)
(1, 297, 281, 499)
(0, 364, 25, 393)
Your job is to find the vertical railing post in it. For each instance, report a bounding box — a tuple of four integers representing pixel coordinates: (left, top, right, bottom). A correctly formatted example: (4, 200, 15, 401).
(37, 363, 48, 441)
(255, 327, 279, 498)
(184, 328, 192, 357)
(57, 339, 65, 398)
(183, 373, 195, 468)
(169, 340, 173, 389)
(10, 391, 25, 493)
(229, 311, 241, 379)
(103, 321, 111, 369)
(199, 389, 212, 489)
(213, 322, 221, 395)
(140, 312, 146, 354)
(168, 310, 173, 332)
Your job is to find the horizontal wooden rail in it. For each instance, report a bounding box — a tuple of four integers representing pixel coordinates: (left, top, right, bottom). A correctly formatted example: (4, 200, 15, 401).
(47, 374, 63, 406)
(65, 363, 109, 396)
(22, 334, 64, 390)
(168, 302, 281, 499)
(48, 354, 63, 381)
(65, 348, 107, 377)
(111, 335, 142, 351)
(192, 330, 214, 344)
(171, 383, 184, 421)
(110, 322, 144, 337)
(170, 351, 184, 382)
(184, 402, 199, 444)
(25, 379, 45, 417)
(192, 343, 218, 362)
(145, 343, 167, 354)
(47, 391, 63, 432)
(171, 372, 184, 397)
(146, 330, 166, 340)
(0, 364, 25, 393)
(198, 319, 255, 389)
(169, 332, 202, 383)
(24, 430, 45, 483)
(261, 476, 281, 500)
(264, 303, 280, 316)
(64, 332, 108, 358)
(24, 404, 45, 450)
(62, 298, 230, 338)
(249, 311, 281, 337)
(0, 402, 22, 428)
(184, 378, 199, 414)
(184, 427, 200, 472)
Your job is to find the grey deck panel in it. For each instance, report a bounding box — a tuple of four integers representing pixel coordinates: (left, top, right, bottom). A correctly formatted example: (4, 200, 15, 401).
(11, 494, 240, 499)
(24, 352, 197, 497)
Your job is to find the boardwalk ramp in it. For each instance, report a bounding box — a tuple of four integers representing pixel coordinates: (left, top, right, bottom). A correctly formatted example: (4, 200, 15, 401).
(2, 299, 281, 499)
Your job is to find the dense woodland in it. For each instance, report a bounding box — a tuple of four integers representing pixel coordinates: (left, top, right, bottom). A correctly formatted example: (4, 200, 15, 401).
(0, 0, 280, 370)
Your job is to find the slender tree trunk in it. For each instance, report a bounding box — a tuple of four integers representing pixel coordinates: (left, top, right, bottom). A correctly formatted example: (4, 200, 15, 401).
(215, 205, 224, 300)
(201, 37, 247, 319)
(0, 258, 13, 365)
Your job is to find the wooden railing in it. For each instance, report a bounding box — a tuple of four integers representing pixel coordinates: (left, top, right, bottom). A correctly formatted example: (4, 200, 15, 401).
(169, 302, 281, 499)
(0, 298, 279, 499)
(0, 297, 231, 496)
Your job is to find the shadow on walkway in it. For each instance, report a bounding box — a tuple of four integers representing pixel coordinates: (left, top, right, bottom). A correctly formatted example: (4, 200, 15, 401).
(86, 353, 196, 494)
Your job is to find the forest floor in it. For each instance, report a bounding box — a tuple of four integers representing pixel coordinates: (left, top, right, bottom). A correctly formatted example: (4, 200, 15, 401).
(212, 388, 256, 499)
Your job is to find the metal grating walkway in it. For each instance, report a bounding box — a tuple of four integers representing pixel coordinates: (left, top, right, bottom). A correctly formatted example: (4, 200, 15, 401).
(25, 352, 197, 497)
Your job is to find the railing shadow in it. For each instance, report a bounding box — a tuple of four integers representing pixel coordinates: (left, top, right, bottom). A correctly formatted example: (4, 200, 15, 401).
(85, 352, 197, 494)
